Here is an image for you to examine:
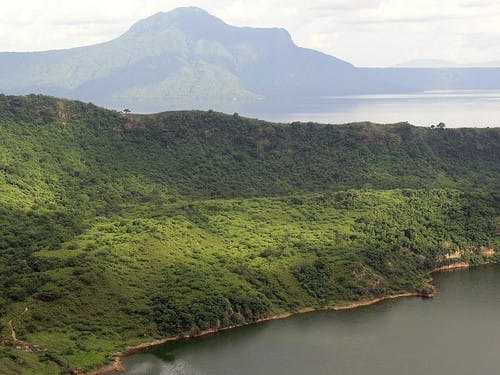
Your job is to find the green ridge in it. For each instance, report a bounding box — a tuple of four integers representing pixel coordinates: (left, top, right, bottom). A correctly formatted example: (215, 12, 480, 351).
(0, 94, 498, 373)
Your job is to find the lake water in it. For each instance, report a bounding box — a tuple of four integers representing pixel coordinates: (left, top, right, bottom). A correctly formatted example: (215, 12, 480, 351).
(117, 265, 500, 375)
(241, 90, 500, 128)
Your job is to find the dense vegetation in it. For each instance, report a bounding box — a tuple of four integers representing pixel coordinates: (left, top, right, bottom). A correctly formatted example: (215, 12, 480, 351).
(0, 94, 498, 374)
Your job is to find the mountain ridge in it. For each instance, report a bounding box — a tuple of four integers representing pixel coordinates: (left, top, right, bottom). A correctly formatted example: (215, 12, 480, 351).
(0, 7, 359, 111)
(1, 7, 500, 112)
(393, 58, 500, 68)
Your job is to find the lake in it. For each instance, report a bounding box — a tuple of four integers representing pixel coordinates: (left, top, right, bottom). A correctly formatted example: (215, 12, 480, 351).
(116, 265, 500, 375)
(241, 90, 500, 128)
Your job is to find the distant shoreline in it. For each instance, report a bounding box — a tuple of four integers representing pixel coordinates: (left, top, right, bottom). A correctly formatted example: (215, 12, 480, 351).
(83, 262, 478, 375)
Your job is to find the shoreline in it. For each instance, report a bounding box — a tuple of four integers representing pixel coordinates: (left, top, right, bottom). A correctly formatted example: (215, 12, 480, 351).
(83, 261, 479, 375)
(85, 295, 437, 375)
(431, 262, 470, 273)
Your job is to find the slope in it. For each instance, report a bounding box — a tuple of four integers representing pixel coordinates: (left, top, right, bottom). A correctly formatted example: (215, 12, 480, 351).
(0, 95, 498, 373)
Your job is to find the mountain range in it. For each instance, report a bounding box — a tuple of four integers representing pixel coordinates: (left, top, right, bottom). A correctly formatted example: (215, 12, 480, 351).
(393, 59, 500, 68)
(1, 7, 500, 112)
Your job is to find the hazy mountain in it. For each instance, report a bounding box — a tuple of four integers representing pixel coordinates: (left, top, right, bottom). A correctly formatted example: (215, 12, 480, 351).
(363, 67, 500, 93)
(394, 59, 500, 68)
(478, 60, 500, 67)
(0, 7, 362, 110)
(393, 59, 465, 68)
(1, 7, 500, 112)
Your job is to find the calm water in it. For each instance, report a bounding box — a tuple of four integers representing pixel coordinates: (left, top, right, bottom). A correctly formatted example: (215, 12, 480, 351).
(242, 90, 500, 128)
(118, 265, 500, 375)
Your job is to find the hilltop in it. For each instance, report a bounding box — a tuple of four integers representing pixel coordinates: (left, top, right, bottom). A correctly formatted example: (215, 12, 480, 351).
(0, 95, 498, 373)
(0, 94, 498, 200)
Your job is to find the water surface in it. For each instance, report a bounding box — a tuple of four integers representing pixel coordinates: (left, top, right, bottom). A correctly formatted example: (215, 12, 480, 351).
(119, 265, 500, 375)
(242, 90, 500, 127)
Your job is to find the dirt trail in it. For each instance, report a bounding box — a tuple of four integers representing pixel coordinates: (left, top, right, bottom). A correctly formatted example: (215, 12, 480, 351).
(8, 306, 29, 342)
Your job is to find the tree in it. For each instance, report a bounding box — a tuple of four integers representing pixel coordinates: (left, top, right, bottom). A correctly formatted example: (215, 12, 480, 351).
(431, 122, 446, 130)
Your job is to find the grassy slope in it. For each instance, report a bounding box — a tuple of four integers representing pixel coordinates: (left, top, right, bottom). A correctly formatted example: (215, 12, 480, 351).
(0, 95, 498, 373)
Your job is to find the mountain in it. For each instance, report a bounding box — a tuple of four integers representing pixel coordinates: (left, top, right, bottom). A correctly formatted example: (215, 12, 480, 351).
(362, 67, 500, 93)
(0, 95, 499, 373)
(2, 7, 500, 113)
(0, 7, 364, 111)
(478, 60, 500, 67)
(394, 59, 500, 68)
(393, 59, 466, 68)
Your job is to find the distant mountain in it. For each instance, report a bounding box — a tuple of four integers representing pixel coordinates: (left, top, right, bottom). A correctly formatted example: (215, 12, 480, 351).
(478, 60, 500, 67)
(1, 7, 500, 112)
(394, 58, 500, 68)
(0, 7, 362, 110)
(393, 59, 465, 68)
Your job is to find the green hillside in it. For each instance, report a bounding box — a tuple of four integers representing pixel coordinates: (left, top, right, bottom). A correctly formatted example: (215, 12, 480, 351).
(0, 94, 498, 374)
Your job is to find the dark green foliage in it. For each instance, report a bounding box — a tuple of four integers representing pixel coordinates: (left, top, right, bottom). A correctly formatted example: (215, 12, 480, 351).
(294, 259, 332, 300)
(0, 95, 498, 374)
(116, 112, 499, 197)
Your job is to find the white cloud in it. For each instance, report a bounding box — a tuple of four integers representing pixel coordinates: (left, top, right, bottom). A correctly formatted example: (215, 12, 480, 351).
(0, 0, 499, 66)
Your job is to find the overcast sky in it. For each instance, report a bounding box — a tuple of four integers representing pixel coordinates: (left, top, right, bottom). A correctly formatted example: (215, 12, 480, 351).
(0, 0, 499, 67)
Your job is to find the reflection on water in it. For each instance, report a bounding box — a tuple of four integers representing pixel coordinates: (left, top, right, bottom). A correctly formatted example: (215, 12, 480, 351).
(122, 355, 203, 375)
(109, 90, 500, 128)
(241, 90, 500, 127)
(118, 265, 500, 375)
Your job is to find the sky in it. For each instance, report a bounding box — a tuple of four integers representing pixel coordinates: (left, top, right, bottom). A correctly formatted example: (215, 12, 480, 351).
(0, 0, 499, 67)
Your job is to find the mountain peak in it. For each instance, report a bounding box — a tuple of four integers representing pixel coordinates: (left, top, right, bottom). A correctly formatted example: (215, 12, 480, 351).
(117, 6, 299, 56)
(168, 6, 211, 17)
(125, 7, 227, 38)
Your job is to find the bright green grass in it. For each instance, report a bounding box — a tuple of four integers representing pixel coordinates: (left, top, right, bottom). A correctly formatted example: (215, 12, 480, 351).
(1, 189, 497, 373)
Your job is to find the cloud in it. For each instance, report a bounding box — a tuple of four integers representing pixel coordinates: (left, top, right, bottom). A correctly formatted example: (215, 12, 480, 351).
(308, 0, 382, 12)
(460, 0, 497, 7)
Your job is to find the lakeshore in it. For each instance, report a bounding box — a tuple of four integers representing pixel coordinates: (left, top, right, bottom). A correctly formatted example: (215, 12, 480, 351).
(85, 277, 446, 374)
(105, 263, 500, 375)
(82, 260, 500, 375)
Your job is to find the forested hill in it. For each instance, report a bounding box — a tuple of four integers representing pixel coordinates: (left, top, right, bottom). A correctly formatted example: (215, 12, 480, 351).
(1, 94, 498, 204)
(0, 95, 499, 374)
